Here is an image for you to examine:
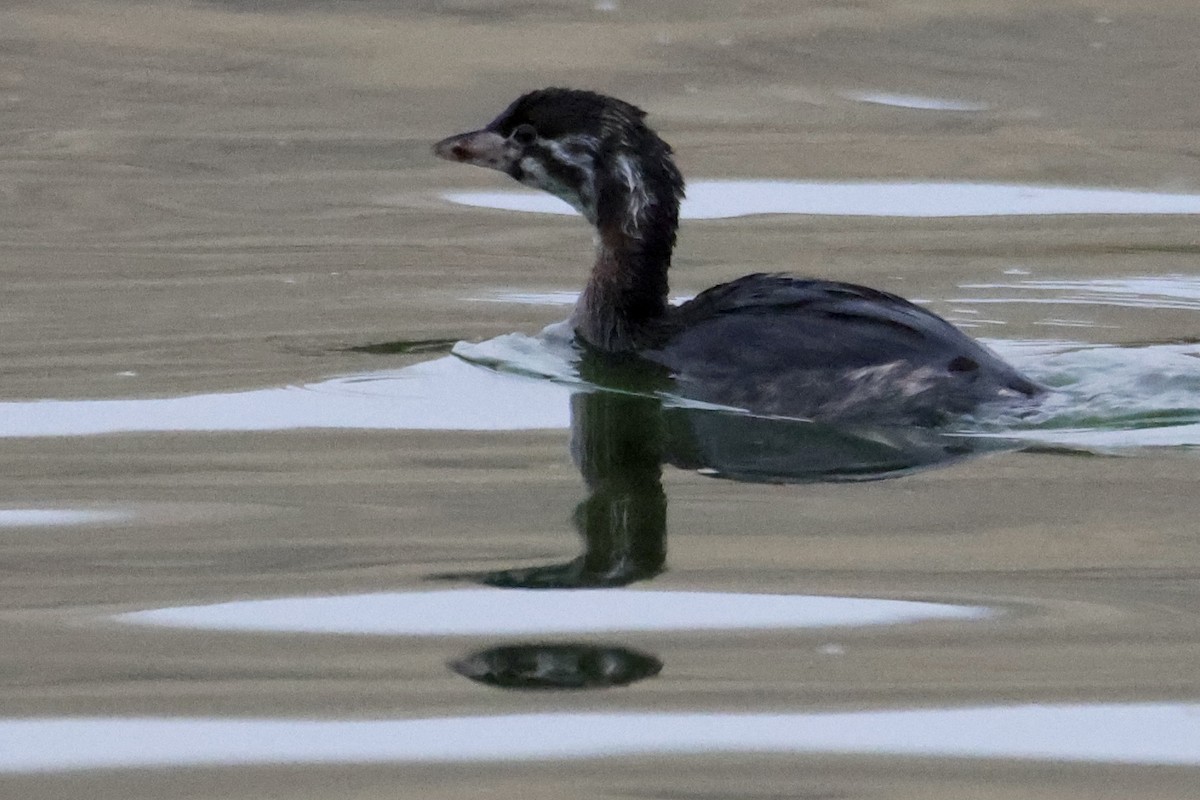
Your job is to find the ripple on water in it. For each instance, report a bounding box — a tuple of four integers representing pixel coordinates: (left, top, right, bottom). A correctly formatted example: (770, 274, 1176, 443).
(439, 181, 1200, 219)
(3, 704, 1199, 772)
(979, 339, 1200, 449)
(957, 275, 1200, 311)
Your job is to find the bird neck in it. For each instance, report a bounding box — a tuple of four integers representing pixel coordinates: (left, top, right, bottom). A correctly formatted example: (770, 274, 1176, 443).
(572, 152, 681, 352)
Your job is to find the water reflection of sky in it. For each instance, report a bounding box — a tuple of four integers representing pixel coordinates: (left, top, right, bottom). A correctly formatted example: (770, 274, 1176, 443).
(114, 589, 986, 635)
(0, 509, 130, 527)
(0, 357, 572, 436)
(4, 704, 1198, 772)
(442, 181, 1200, 219)
(840, 91, 989, 111)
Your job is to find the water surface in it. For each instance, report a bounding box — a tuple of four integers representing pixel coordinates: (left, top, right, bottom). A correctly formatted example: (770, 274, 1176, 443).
(4, 3, 1200, 800)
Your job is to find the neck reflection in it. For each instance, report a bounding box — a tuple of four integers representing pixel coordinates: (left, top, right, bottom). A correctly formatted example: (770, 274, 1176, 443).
(438, 352, 1010, 591)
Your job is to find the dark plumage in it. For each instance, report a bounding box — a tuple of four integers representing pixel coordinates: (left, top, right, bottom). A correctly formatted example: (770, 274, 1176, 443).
(434, 88, 1043, 425)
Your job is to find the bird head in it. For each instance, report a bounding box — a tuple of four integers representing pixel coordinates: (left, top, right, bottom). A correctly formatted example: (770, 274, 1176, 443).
(434, 88, 683, 236)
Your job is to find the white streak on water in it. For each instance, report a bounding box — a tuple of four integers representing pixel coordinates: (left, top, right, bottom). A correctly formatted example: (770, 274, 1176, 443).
(469, 290, 580, 306)
(841, 91, 989, 111)
(442, 181, 1200, 219)
(114, 589, 985, 635)
(0, 357, 571, 437)
(0, 509, 130, 527)
(3, 705, 1199, 772)
(466, 290, 695, 307)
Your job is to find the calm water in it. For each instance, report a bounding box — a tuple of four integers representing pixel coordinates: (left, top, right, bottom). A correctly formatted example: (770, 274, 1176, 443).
(3, 3, 1200, 799)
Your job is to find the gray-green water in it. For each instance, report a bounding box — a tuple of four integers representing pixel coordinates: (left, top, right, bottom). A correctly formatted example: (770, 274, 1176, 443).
(3, 2, 1200, 798)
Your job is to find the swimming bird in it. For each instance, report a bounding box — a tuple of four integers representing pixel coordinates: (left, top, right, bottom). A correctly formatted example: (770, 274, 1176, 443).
(434, 88, 1042, 425)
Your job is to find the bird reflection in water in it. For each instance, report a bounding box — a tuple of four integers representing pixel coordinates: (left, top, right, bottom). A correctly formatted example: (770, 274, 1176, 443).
(437, 351, 1009, 590)
(440, 353, 1012, 689)
(451, 643, 662, 690)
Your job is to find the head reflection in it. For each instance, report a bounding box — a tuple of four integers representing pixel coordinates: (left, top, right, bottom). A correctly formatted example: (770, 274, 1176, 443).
(451, 643, 662, 690)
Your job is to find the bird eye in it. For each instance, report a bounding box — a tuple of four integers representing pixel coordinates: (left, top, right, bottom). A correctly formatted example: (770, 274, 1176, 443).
(511, 123, 537, 145)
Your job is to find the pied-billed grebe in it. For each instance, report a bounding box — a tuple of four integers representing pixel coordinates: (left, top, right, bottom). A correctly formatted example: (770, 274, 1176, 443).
(434, 88, 1043, 425)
